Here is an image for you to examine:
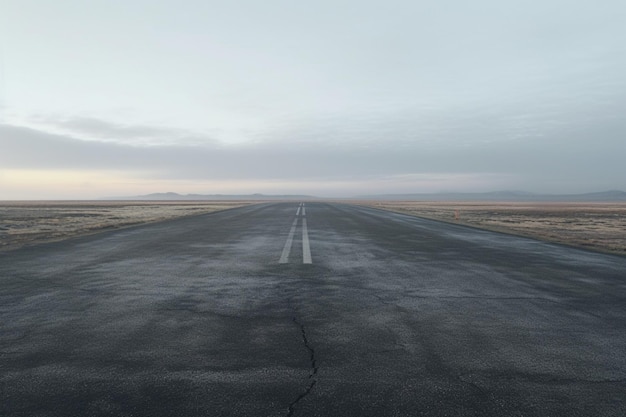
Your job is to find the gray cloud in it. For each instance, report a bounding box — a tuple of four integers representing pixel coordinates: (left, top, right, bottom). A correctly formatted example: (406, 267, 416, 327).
(29, 116, 218, 147)
(2, 0, 625, 196)
(2, 117, 624, 194)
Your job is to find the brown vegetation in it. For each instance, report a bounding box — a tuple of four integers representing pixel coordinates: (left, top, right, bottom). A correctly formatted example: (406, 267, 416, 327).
(356, 201, 626, 256)
(0, 201, 252, 251)
(2, 200, 625, 256)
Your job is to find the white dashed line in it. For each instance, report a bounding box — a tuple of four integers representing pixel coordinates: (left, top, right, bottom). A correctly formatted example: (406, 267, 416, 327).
(279, 203, 313, 264)
(279, 217, 299, 264)
(302, 218, 312, 264)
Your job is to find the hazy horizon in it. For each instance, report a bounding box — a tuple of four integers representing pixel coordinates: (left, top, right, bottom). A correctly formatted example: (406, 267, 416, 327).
(2, 189, 625, 202)
(2, 1, 625, 199)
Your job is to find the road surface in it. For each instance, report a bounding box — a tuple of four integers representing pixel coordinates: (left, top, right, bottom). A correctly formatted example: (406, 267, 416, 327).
(1, 202, 625, 416)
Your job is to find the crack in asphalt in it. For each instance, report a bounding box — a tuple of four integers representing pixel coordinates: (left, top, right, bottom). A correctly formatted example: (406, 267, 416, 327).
(287, 315, 318, 417)
(287, 379, 317, 417)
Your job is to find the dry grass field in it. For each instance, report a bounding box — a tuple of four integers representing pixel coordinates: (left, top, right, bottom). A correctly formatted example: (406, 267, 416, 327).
(357, 201, 626, 256)
(2, 200, 625, 256)
(0, 201, 253, 251)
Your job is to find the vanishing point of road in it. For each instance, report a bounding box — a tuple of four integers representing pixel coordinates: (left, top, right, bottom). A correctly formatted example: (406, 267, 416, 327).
(1, 202, 625, 416)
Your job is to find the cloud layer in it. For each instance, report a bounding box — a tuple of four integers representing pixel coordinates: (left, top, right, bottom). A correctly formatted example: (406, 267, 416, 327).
(2, 116, 624, 196)
(1, 0, 625, 198)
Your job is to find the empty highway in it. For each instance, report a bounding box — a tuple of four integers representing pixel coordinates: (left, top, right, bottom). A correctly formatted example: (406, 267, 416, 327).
(1, 202, 625, 416)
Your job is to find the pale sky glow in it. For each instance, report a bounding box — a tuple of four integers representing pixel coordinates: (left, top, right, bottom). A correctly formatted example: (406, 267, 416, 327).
(1, 0, 625, 199)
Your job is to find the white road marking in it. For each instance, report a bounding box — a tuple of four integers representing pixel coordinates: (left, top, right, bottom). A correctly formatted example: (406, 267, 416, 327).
(279, 217, 299, 264)
(279, 203, 312, 264)
(302, 218, 312, 264)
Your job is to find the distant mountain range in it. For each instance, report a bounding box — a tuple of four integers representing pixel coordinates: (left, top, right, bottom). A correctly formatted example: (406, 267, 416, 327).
(105, 192, 317, 201)
(354, 190, 626, 202)
(106, 190, 626, 202)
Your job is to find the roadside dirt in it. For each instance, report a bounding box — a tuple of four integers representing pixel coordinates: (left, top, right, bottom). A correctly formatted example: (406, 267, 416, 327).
(0, 201, 253, 251)
(356, 201, 626, 256)
(3, 200, 625, 257)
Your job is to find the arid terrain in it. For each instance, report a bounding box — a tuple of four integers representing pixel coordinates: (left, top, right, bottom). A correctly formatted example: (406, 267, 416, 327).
(1, 200, 625, 256)
(357, 201, 626, 256)
(0, 201, 252, 251)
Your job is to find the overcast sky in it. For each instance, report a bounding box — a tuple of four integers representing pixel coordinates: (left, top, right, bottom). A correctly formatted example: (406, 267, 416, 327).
(1, 0, 625, 199)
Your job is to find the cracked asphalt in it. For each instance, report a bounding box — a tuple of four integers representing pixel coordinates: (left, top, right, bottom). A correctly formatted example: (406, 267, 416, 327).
(1, 202, 626, 416)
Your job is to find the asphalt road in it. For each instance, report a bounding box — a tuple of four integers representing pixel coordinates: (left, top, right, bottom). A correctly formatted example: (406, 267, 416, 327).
(1, 202, 625, 416)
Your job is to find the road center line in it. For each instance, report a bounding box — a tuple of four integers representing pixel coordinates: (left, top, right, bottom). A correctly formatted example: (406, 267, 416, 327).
(302, 204, 306, 216)
(296, 206, 301, 216)
(279, 217, 299, 264)
(302, 218, 312, 264)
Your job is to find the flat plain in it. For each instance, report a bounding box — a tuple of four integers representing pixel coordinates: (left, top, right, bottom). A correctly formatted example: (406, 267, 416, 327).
(0, 201, 252, 251)
(356, 201, 626, 256)
(1, 200, 625, 257)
